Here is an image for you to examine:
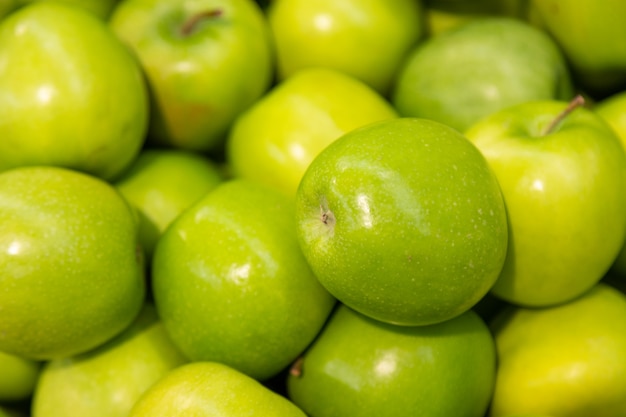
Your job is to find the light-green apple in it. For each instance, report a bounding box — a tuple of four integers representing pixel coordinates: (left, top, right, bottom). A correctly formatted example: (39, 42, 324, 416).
(114, 149, 223, 260)
(226, 67, 398, 197)
(392, 17, 573, 132)
(287, 305, 496, 417)
(0, 351, 41, 402)
(0, 2, 148, 181)
(595, 91, 626, 277)
(489, 283, 626, 416)
(15, 0, 120, 19)
(31, 303, 188, 417)
(0, 166, 145, 360)
(465, 98, 626, 307)
(295, 117, 508, 326)
(267, 0, 423, 95)
(129, 361, 306, 416)
(109, 0, 273, 152)
(528, 0, 626, 95)
(152, 179, 336, 380)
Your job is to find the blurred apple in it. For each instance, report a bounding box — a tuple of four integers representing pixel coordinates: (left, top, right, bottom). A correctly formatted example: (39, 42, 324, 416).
(114, 149, 223, 260)
(528, 0, 626, 96)
(0, 351, 41, 402)
(16, 0, 120, 19)
(466, 98, 626, 307)
(267, 0, 423, 95)
(287, 305, 496, 417)
(0, 2, 148, 180)
(489, 283, 626, 416)
(31, 303, 187, 417)
(152, 179, 336, 380)
(110, 0, 274, 152)
(226, 67, 398, 197)
(595, 91, 626, 277)
(296, 117, 508, 326)
(0, 166, 145, 360)
(423, 0, 529, 36)
(129, 361, 306, 416)
(392, 17, 573, 132)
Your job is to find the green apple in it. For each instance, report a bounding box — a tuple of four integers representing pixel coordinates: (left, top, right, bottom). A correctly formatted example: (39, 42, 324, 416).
(0, 351, 41, 402)
(594, 91, 626, 277)
(295, 117, 508, 326)
(114, 149, 223, 260)
(31, 303, 187, 417)
(15, 0, 120, 19)
(423, 0, 529, 36)
(109, 0, 273, 152)
(465, 98, 626, 307)
(392, 17, 573, 132)
(152, 179, 336, 380)
(287, 305, 496, 417)
(0, 2, 148, 181)
(267, 0, 423, 95)
(0, 166, 145, 360)
(226, 68, 398, 197)
(489, 283, 626, 416)
(528, 0, 626, 95)
(129, 361, 306, 416)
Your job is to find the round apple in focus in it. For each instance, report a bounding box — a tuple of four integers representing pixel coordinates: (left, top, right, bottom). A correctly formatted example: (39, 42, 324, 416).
(0, 166, 145, 360)
(287, 305, 496, 417)
(0, 2, 148, 180)
(152, 179, 336, 380)
(295, 117, 508, 326)
(226, 68, 398, 197)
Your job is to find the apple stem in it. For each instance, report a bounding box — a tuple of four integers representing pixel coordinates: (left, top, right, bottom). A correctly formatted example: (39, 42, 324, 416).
(180, 9, 223, 37)
(541, 94, 586, 136)
(289, 357, 304, 377)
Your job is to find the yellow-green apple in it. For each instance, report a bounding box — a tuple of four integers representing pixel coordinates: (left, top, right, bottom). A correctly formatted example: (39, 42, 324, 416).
(16, 0, 120, 19)
(114, 149, 223, 260)
(594, 91, 626, 277)
(423, 0, 529, 36)
(31, 303, 187, 417)
(287, 305, 496, 417)
(0, 0, 18, 19)
(152, 179, 336, 380)
(528, 0, 626, 96)
(109, 0, 273, 152)
(465, 97, 626, 306)
(226, 68, 398, 197)
(0, 166, 145, 360)
(295, 117, 508, 326)
(0, 2, 148, 180)
(0, 351, 41, 402)
(129, 361, 306, 416)
(267, 0, 423, 95)
(392, 17, 573, 132)
(489, 283, 626, 416)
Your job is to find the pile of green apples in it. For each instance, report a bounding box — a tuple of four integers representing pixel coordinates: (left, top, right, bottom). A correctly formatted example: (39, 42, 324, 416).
(2, 0, 626, 416)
